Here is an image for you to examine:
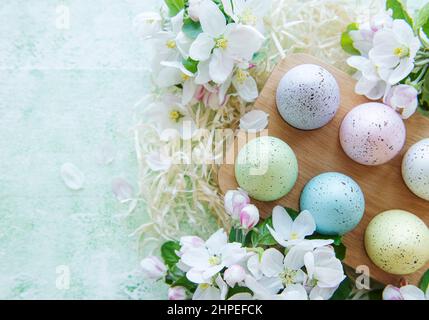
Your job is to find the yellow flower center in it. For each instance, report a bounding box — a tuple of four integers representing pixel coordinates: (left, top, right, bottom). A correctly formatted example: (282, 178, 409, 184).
(181, 73, 190, 81)
(393, 46, 409, 58)
(200, 283, 210, 289)
(290, 232, 299, 240)
(235, 69, 248, 85)
(215, 38, 228, 49)
(279, 269, 298, 286)
(169, 110, 183, 123)
(208, 256, 221, 266)
(240, 9, 257, 26)
(166, 39, 177, 49)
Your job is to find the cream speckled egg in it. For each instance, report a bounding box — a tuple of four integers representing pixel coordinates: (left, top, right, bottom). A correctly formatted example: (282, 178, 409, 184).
(235, 136, 298, 201)
(276, 64, 340, 130)
(365, 210, 429, 275)
(402, 138, 429, 201)
(340, 103, 406, 165)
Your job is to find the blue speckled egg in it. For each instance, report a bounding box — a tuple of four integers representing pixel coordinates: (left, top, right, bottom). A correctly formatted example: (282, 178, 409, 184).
(300, 172, 365, 235)
(276, 64, 340, 130)
(235, 136, 298, 202)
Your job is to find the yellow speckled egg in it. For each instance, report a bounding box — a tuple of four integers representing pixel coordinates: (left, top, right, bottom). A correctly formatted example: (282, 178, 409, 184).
(365, 210, 429, 275)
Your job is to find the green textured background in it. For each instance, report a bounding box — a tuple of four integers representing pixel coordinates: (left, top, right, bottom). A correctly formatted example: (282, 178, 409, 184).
(0, 0, 167, 299)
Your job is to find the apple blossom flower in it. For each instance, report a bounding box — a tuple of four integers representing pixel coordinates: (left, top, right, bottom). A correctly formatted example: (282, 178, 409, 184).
(144, 93, 196, 141)
(267, 206, 333, 248)
(369, 19, 420, 85)
(383, 84, 418, 119)
(180, 229, 247, 284)
(140, 256, 167, 280)
(239, 204, 260, 230)
(145, 149, 172, 172)
(383, 285, 428, 300)
(347, 55, 387, 100)
(177, 236, 205, 272)
(224, 264, 247, 287)
(189, 0, 264, 84)
(244, 276, 308, 300)
(133, 12, 162, 39)
(240, 110, 269, 131)
(304, 246, 346, 290)
(193, 274, 253, 300)
(221, 0, 272, 33)
(168, 286, 187, 300)
(231, 67, 259, 102)
(188, 0, 204, 21)
(224, 188, 250, 219)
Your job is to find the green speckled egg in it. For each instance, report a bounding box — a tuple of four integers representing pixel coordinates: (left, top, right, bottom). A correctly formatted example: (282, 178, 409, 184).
(365, 210, 429, 275)
(235, 136, 298, 201)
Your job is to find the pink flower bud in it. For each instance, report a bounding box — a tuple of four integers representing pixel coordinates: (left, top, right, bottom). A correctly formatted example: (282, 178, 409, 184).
(224, 189, 250, 220)
(168, 286, 187, 300)
(140, 256, 167, 280)
(239, 204, 260, 230)
(383, 84, 418, 119)
(224, 265, 246, 287)
(179, 236, 205, 255)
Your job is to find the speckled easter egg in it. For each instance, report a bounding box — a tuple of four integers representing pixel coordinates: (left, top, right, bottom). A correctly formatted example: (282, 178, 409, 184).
(235, 136, 298, 201)
(365, 210, 429, 275)
(276, 64, 340, 130)
(340, 102, 406, 166)
(402, 138, 429, 201)
(300, 172, 365, 235)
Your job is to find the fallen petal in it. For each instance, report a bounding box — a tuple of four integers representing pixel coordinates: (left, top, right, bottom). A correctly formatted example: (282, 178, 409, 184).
(240, 110, 269, 131)
(61, 163, 85, 190)
(112, 177, 134, 202)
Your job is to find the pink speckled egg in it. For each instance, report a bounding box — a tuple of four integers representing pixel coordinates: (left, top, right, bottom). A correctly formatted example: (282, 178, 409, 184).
(340, 103, 406, 166)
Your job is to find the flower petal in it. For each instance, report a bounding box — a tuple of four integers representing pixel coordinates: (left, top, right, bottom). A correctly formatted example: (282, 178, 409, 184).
(187, 268, 208, 284)
(195, 60, 211, 84)
(156, 66, 182, 87)
(61, 163, 85, 190)
(271, 206, 293, 239)
(209, 49, 234, 84)
(240, 110, 269, 131)
(285, 244, 312, 270)
(181, 248, 210, 269)
(292, 210, 316, 238)
(260, 248, 284, 277)
(206, 229, 228, 255)
(387, 58, 414, 84)
(233, 73, 259, 102)
(400, 285, 426, 300)
(199, 0, 227, 37)
(189, 33, 215, 61)
(309, 286, 338, 300)
(111, 177, 134, 202)
(225, 24, 264, 61)
(183, 80, 197, 105)
(281, 284, 308, 300)
(382, 285, 403, 300)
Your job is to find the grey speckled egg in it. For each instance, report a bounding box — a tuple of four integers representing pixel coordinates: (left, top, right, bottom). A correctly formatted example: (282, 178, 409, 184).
(365, 210, 429, 275)
(402, 138, 429, 201)
(276, 64, 340, 130)
(340, 102, 406, 166)
(300, 172, 365, 235)
(235, 136, 298, 202)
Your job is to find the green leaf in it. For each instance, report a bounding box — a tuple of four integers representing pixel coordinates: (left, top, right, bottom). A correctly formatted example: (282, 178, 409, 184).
(250, 218, 277, 247)
(182, 57, 199, 74)
(341, 23, 360, 55)
(423, 21, 429, 39)
(414, 2, 429, 31)
(330, 278, 353, 300)
(164, 0, 185, 17)
(368, 289, 383, 300)
(182, 17, 203, 39)
(229, 227, 238, 242)
(173, 276, 198, 292)
(419, 269, 429, 292)
(333, 242, 346, 261)
(386, 0, 413, 26)
(226, 286, 252, 299)
(161, 241, 181, 268)
(420, 71, 429, 114)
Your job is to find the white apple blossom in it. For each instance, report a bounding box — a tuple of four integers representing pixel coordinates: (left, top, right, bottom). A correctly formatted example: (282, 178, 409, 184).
(180, 229, 247, 284)
(239, 204, 259, 229)
(240, 110, 269, 131)
(244, 276, 308, 300)
(347, 55, 387, 99)
(168, 286, 187, 300)
(222, 0, 272, 33)
(133, 11, 162, 39)
(224, 188, 250, 219)
(304, 246, 346, 292)
(369, 19, 420, 85)
(188, 0, 204, 21)
(267, 206, 333, 248)
(383, 284, 428, 300)
(231, 66, 259, 102)
(144, 93, 196, 141)
(224, 265, 247, 287)
(140, 256, 167, 280)
(145, 149, 172, 172)
(193, 274, 253, 300)
(383, 84, 418, 119)
(189, 0, 264, 84)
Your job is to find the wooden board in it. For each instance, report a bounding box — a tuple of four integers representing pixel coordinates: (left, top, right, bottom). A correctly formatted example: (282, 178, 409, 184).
(218, 53, 429, 286)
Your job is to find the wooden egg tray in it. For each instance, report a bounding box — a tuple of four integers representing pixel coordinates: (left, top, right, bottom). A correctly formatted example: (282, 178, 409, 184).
(218, 53, 429, 285)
